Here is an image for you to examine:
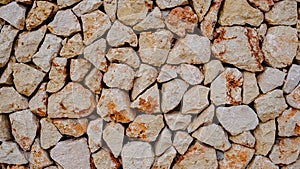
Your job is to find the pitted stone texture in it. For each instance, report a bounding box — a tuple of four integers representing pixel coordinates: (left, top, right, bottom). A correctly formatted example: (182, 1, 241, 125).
(83, 38, 107, 72)
(187, 104, 215, 133)
(265, 0, 297, 25)
(157, 64, 178, 83)
(72, 0, 103, 16)
(53, 118, 88, 137)
(103, 122, 124, 158)
(0, 57, 15, 85)
(282, 159, 300, 169)
(70, 58, 91, 82)
(48, 82, 96, 118)
(173, 131, 193, 155)
(191, 0, 211, 22)
(229, 131, 255, 148)
(0, 141, 28, 165)
(0, 115, 12, 141)
(262, 26, 298, 68)
(107, 20, 137, 47)
(155, 127, 172, 156)
(212, 26, 264, 72)
(84, 68, 103, 94)
(177, 64, 204, 85)
(248, 156, 278, 169)
(182, 85, 209, 114)
(60, 34, 84, 58)
(92, 148, 121, 169)
(283, 64, 300, 94)
(165, 112, 191, 131)
(156, 0, 188, 9)
(242, 71, 260, 104)
(0, 2, 26, 30)
(29, 83, 48, 117)
(133, 7, 165, 31)
(152, 146, 176, 169)
(257, 67, 286, 93)
(47, 57, 67, 93)
(278, 108, 300, 137)
(286, 85, 300, 109)
(203, 60, 224, 85)
(40, 118, 62, 150)
(106, 47, 140, 69)
(29, 139, 53, 169)
(0, 87, 28, 114)
(104, 0, 117, 22)
(87, 118, 103, 153)
(248, 0, 274, 12)
(254, 119, 276, 156)
(0, 25, 19, 68)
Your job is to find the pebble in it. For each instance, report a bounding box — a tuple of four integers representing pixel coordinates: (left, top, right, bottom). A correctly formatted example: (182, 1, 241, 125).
(242, 71, 260, 104)
(156, 0, 188, 9)
(265, 0, 297, 25)
(0, 25, 19, 68)
(248, 155, 278, 169)
(286, 85, 300, 109)
(70, 58, 91, 82)
(106, 47, 140, 69)
(254, 119, 276, 156)
(0, 87, 28, 114)
(257, 67, 286, 93)
(0, 2, 26, 30)
(87, 118, 103, 153)
(191, 0, 211, 22)
(60, 33, 84, 58)
(103, 122, 124, 158)
(83, 38, 107, 72)
(155, 127, 172, 156)
(182, 85, 209, 114)
(173, 131, 193, 155)
(229, 131, 256, 148)
(53, 118, 88, 137)
(133, 7, 165, 31)
(103, 0, 117, 22)
(278, 108, 300, 137)
(0, 141, 28, 165)
(0, 115, 12, 141)
(46, 57, 67, 93)
(177, 64, 204, 85)
(29, 83, 48, 117)
(29, 139, 53, 169)
(40, 118, 62, 150)
(283, 64, 300, 94)
(157, 64, 178, 83)
(72, 0, 103, 16)
(92, 148, 121, 169)
(203, 60, 224, 85)
(165, 112, 192, 131)
(187, 104, 215, 133)
(107, 20, 137, 47)
(152, 146, 177, 169)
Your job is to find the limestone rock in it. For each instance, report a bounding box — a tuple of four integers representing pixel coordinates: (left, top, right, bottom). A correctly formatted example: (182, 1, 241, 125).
(106, 47, 140, 68)
(47, 57, 67, 93)
(283, 64, 300, 94)
(0, 87, 28, 114)
(72, 0, 103, 16)
(167, 34, 211, 64)
(248, 0, 274, 12)
(173, 131, 193, 155)
(48, 9, 81, 37)
(84, 68, 103, 94)
(265, 0, 297, 25)
(0, 57, 15, 85)
(254, 89, 288, 122)
(257, 67, 286, 93)
(0, 25, 19, 68)
(155, 127, 172, 156)
(262, 26, 298, 68)
(107, 20, 137, 47)
(286, 85, 300, 109)
(187, 104, 215, 133)
(40, 118, 62, 150)
(219, 0, 263, 26)
(229, 131, 255, 148)
(0, 141, 28, 165)
(126, 114, 164, 142)
(57, 0, 80, 8)
(254, 119, 276, 156)
(156, 0, 188, 9)
(212, 26, 264, 72)
(242, 71, 260, 104)
(152, 146, 177, 169)
(192, 124, 231, 151)
(182, 85, 209, 114)
(0, 115, 11, 141)
(248, 156, 278, 169)
(165, 112, 191, 131)
(81, 10, 111, 45)
(103, 0, 117, 22)
(157, 64, 178, 83)
(92, 148, 121, 169)
(103, 122, 124, 158)
(191, 0, 211, 22)
(14, 26, 47, 63)
(177, 64, 204, 85)
(70, 58, 91, 82)
(0, 0, 11, 4)
(50, 138, 91, 169)
(0, 2, 26, 30)
(10, 110, 39, 151)
(87, 118, 103, 153)
(29, 83, 48, 117)
(282, 158, 300, 169)
(48, 82, 96, 118)
(29, 139, 53, 169)
(133, 7, 165, 31)
(53, 118, 88, 137)
(278, 108, 300, 137)
(60, 34, 84, 58)
(83, 38, 107, 72)
(203, 60, 225, 85)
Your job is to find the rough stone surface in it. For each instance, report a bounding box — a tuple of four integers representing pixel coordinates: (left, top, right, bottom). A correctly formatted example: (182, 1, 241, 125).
(133, 7, 165, 31)
(29, 83, 48, 117)
(83, 38, 107, 72)
(103, 122, 124, 158)
(0, 141, 28, 165)
(0, 87, 28, 114)
(72, 0, 103, 16)
(248, 155, 278, 169)
(87, 118, 103, 153)
(155, 127, 172, 156)
(286, 85, 300, 109)
(157, 64, 178, 83)
(84, 68, 103, 94)
(60, 34, 84, 58)
(152, 146, 177, 169)
(248, 0, 274, 12)
(40, 118, 62, 150)
(243, 71, 260, 104)
(53, 118, 88, 137)
(173, 131, 193, 155)
(254, 119, 276, 156)
(283, 64, 300, 94)
(29, 139, 53, 169)
(106, 47, 140, 69)
(47, 57, 67, 93)
(156, 0, 188, 9)
(182, 85, 209, 114)
(70, 58, 91, 82)
(104, 0, 117, 22)
(203, 60, 224, 85)
(165, 112, 191, 131)
(107, 20, 137, 47)
(92, 148, 121, 169)
(57, 0, 80, 8)
(278, 108, 300, 137)
(0, 115, 12, 141)
(0, 2, 26, 30)
(187, 104, 215, 133)
(177, 64, 204, 85)
(265, 0, 297, 25)
(229, 131, 255, 148)
(282, 158, 300, 169)
(191, 0, 211, 22)
(0, 57, 15, 85)
(257, 67, 286, 93)
(0, 25, 19, 68)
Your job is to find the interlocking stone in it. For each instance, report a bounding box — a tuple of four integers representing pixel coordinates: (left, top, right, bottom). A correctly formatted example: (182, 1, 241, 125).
(242, 71, 260, 104)
(254, 119, 276, 156)
(83, 38, 107, 72)
(156, 0, 188, 9)
(257, 67, 286, 93)
(187, 104, 215, 133)
(103, 0, 117, 22)
(46, 57, 67, 93)
(182, 85, 209, 114)
(70, 58, 91, 82)
(157, 64, 178, 83)
(40, 118, 62, 150)
(92, 148, 121, 169)
(152, 146, 177, 169)
(72, 0, 103, 16)
(248, 0, 274, 12)
(248, 156, 278, 169)
(84, 68, 103, 94)
(0, 141, 28, 165)
(53, 118, 88, 137)
(177, 64, 204, 85)
(286, 85, 300, 109)
(0, 25, 19, 68)
(0, 2, 26, 30)
(265, 0, 297, 25)
(283, 64, 300, 94)
(106, 47, 140, 69)
(173, 131, 193, 155)
(133, 7, 165, 31)
(103, 122, 124, 158)
(191, 0, 211, 22)
(29, 139, 53, 169)
(87, 118, 103, 153)
(0, 57, 15, 85)
(0, 87, 28, 114)
(60, 33, 84, 58)
(282, 158, 300, 169)
(165, 112, 191, 131)
(203, 60, 224, 85)
(277, 108, 300, 137)
(57, 0, 80, 8)
(229, 131, 255, 148)
(29, 83, 48, 117)
(155, 127, 172, 156)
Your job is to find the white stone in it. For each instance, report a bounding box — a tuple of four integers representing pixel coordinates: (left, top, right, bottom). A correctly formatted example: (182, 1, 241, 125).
(57, 0, 80, 8)
(70, 58, 91, 82)
(0, 141, 28, 165)
(283, 64, 300, 94)
(40, 118, 62, 150)
(165, 112, 191, 131)
(84, 68, 103, 94)
(87, 118, 103, 153)
(92, 148, 121, 169)
(29, 83, 48, 117)
(182, 85, 209, 114)
(0, 25, 19, 68)
(277, 108, 300, 137)
(254, 119, 276, 156)
(103, 0, 117, 22)
(286, 85, 300, 109)
(203, 60, 224, 85)
(72, 0, 103, 16)
(187, 104, 215, 133)
(0, 87, 28, 114)
(103, 122, 124, 158)
(60, 33, 84, 58)
(157, 64, 178, 83)
(29, 139, 53, 169)
(0, 2, 26, 30)
(248, 156, 278, 169)
(242, 71, 260, 104)
(155, 127, 172, 156)
(152, 146, 176, 169)
(47, 57, 67, 93)
(133, 7, 165, 31)
(107, 20, 137, 47)
(177, 64, 204, 85)
(265, 0, 297, 25)
(257, 67, 286, 93)
(173, 131, 193, 155)
(83, 38, 107, 72)
(229, 131, 255, 148)
(106, 47, 140, 68)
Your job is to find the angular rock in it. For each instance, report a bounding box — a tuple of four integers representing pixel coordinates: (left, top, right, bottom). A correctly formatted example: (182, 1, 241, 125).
(229, 131, 255, 148)
(167, 34, 211, 64)
(286, 85, 300, 109)
(0, 57, 15, 85)
(265, 0, 297, 25)
(0, 2, 26, 30)
(242, 71, 260, 104)
(187, 104, 215, 133)
(29, 83, 48, 117)
(248, 0, 273, 12)
(173, 131, 193, 155)
(72, 0, 103, 16)
(278, 108, 300, 137)
(126, 114, 164, 142)
(210, 68, 243, 106)
(156, 0, 188, 9)
(219, 144, 255, 168)
(103, 63, 135, 90)
(248, 156, 278, 169)
(84, 68, 103, 94)
(60, 33, 84, 58)
(97, 88, 136, 123)
(103, 122, 124, 158)
(121, 141, 154, 169)
(10, 110, 39, 151)
(40, 118, 62, 150)
(138, 30, 173, 67)
(26, 1, 58, 30)
(0, 141, 28, 165)
(106, 47, 140, 68)
(212, 26, 264, 72)
(131, 64, 157, 99)
(0, 115, 12, 141)
(0, 87, 28, 114)
(14, 26, 47, 63)
(48, 82, 96, 118)
(165, 112, 191, 131)
(107, 20, 137, 47)
(81, 10, 111, 45)
(254, 119, 276, 156)
(161, 79, 189, 113)
(133, 7, 165, 31)
(262, 26, 298, 68)
(283, 64, 300, 94)
(92, 148, 121, 169)
(70, 58, 91, 82)
(0, 25, 19, 68)
(83, 38, 107, 72)
(203, 60, 225, 85)
(152, 146, 177, 169)
(53, 118, 88, 137)
(192, 124, 231, 151)
(50, 138, 91, 169)
(191, 0, 211, 22)
(48, 9, 81, 37)
(219, 0, 263, 26)
(103, 0, 117, 22)
(157, 64, 177, 83)
(254, 89, 288, 122)
(257, 67, 286, 93)
(29, 139, 53, 169)
(47, 57, 67, 93)
(33, 34, 62, 72)
(87, 118, 103, 153)
(282, 158, 300, 169)
(155, 127, 172, 156)
(177, 64, 204, 85)
(258, 23, 268, 41)
(182, 85, 209, 114)
(57, 0, 80, 9)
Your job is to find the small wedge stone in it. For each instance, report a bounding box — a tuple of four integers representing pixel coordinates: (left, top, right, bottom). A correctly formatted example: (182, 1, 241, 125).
(29, 139, 53, 169)
(155, 127, 172, 156)
(242, 71, 260, 104)
(104, 0, 117, 22)
(29, 83, 48, 117)
(157, 64, 178, 83)
(248, 0, 274, 12)
(107, 20, 137, 47)
(46, 57, 67, 93)
(203, 60, 224, 85)
(0, 2, 26, 30)
(0, 87, 28, 114)
(133, 7, 165, 31)
(278, 108, 300, 137)
(0, 25, 19, 68)
(84, 68, 103, 94)
(106, 47, 140, 69)
(248, 155, 278, 169)
(0, 115, 12, 141)
(229, 131, 255, 148)
(60, 33, 84, 58)
(173, 131, 193, 155)
(92, 148, 121, 169)
(191, 0, 211, 22)
(286, 85, 300, 109)
(70, 58, 91, 82)
(40, 118, 62, 150)
(283, 64, 300, 94)
(87, 118, 103, 153)
(72, 0, 103, 16)
(165, 112, 191, 131)
(265, 0, 297, 25)
(53, 118, 88, 137)
(182, 85, 209, 114)
(257, 67, 286, 93)
(187, 104, 215, 133)
(103, 122, 124, 158)
(254, 119, 276, 156)
(0, 57, 15, 85)
(0, 141, 28, 165)
(83, 38, 107, 72)
(152, 146, 177, 169)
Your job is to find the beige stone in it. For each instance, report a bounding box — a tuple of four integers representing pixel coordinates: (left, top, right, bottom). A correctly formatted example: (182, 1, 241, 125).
(258, 23, 268, 41)
(133, 7, 165, 31)
(282, 158, 300, 169)
(265, 0, 297, 25)
(0, 87, 28, 114)
(157, 64, 178, 83)
(29, 139, 53, 169)
(187, 104, 215, 133)
(0, 25, 18, 68)
(249, 0, 274, 12)
(155, 127, 172, 156)
(254, 119, 276, 156)
(248, 156, 278, 169)
(191, 0, 211, 22)
(165, 112, 191, 131)
(40, 118, 62, 150)
(0, 0, 12, 4)
(53, 118, 88, 137)
(0, 141, 28, 165)
(203, 60, 224, 85)
(257, 67, 286, 93)
(0, 57, 15, 85)
(92, 148, 121, 169)
(60, 33, 84, 58)
(57, 0, 80, 8)
(72, 0, 103, 16)
(47, 57, 67, 93)
(104, 0, 117, 22)
(29, 83, 48, 117)
(242, 71, 260, 104)
(70, 58, 91, 82)
(83, 38, 107, 72)
(152, 146, 176, 169)
(107, 20, 137, 47)
(177, 64, 204, 85)
(103, 122, 124, 158)
(0, 2, 26, 30)
(0, 115, 12, 141)
(278, 108, 300, 137)
(229, 131, 255, 148)
(87, 118, 103, 153)
(173, 131, 193, 155)
(182, 85, 209, 114)
(156, 0, 188, 9)
(283, 64, 300, 94)
(106, 47, 140, 68)
(84, 68, 103, 94)
(286, 85, 300, 109)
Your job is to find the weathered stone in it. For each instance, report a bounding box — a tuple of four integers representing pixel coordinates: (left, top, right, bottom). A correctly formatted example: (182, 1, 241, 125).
(48, 82, 96, 118)
(29, 83, 47, 117)
(219, 0, 263, 26)
(182, 85, 209, 114)
(212, 27, 264, 72)
(173, 142, 218, 169)
(254, 89, 288, 122)
(106, 47, 140, 69)
(92, 148, 121, 169)
(87, 118, 103, 153)
(33, 34, 62, 72)
(131, 64, 157, 99)
(126, 114, 164, 142)
(248, 0, 273, 12)
(117, 0, 152, 26)
(72, 0, 103, 16)
(84, 38, 107, 72)
(0, 87, 28, 114)
(29, 139, 53, 169)
(152, 146, 176, 169)
(242, 71, 260, 104)
(121, 141, 154, 169)
(203, 60, 224, 85)
(173, 131, 193, 155)
(229, 131, 255, 148)
(84, 68, 103, 94)
(282, 158, 300, 169)
(6, 165, 29, 169)
(177, 64, 204, 85)
(157, 64, 178, 83)
(283, 64, 300, 94)
(286, 85, 300, 109)
(269, 137, 300, 165)
(187, 104, 215, 133)
(107, 20, 137, 47)
(103, 63, 135, 90)
(216, 105, 259, 135)
(10, 110, 39, 151)
(0, 2, 26, 30)
(40, 118, 62, 150)
(14, 0, 31, 5)
(165, 112, 191, 131)
(70, 58, 91, 82)
(48, 9, 81, 37)
(0, 115, 12, 141)
(191, 0, 211, 22)
(161, 79, 189, 113)
(60, 33, 84, 58)
(104, 0, 117, 22)
(211, 68, 243, 106)
(26, 1, 58, 30)
(258, 23, 268, 41)
(262, 26, 298, 68)
(167, 34, 211, 64)
(278, 108, 300, 137)
(0, 25, 18, 68)
(254, 119, 276, 156)
(97, 88, 136, 123)
(257, 67, 286, 93)
(0, 0, 11, 4)
(50, 138, 91, 169)
(131, 84, 161, 114)
(265, 0, 297, 25)
(155, 127, 172, 156)
(248, 155, 278, 169)
(133, 7, 165, 31)
(156, 0, 188, 9)
(219, 144, 255, 168)
(0, 141, 28, 165)
(15, 26, 47, 63)
(53, 118, 88, 137)
(81, 10, 111, 45)
(57, 0, 80, 8)
(0, 57, 15, 85)
(103, 122, 124, 158)
(47, 57, 67, 93)
(192, 124, 231, 151)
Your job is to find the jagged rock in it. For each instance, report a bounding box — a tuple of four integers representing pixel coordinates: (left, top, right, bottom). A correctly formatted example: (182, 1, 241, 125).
(0, 141, 28, 165)
(182, 85, 209, 114)
(106, 47, 140, 69)
(248, 156, 278, 169)
(72, 0, 103, 16)
(84, 68, 103, 94)
(248, 0, 274, 12)
(173, 131, 193, 155)
(286, 85, 300, 109)
(265, 0, 297, 25)
(283, 64, 300, 94)
(229, 131, 255, 148)
(191, 0, 211, 22)
(70, 58, 91, 82)
(133, 7, 165, 31)
(92, 148, 121, 169)
(0, 115, 12, 141)
(254, 119, 276, 156)
(0, 57, 15, 85)
(29, 83, 48, 117)
(57, 0, 80, 8)
(83, 38, 107, 72)
(155, 127, 172, 156)
(257, 67, 286, 93)
(40, 118, 62, 150)
(46, 57, 67, 93)
(60, 34, 84, 58)
(187, 104, 215, 133)
(0, 87, 28, 114)
(165, 112, 191, 131)
(0, 2, 26, 30)
(0, 25, 19, 68)
(152, 147, 177, 169)
(107, 20, 137, 47)
(29, 139, 53, 169)
(277, 108, 300, 137)
(53, 118, 88, 137)
(242, 71, 260, 104)
(177, 64, 204, 85)
(203, 60, 224, 85)
(103, 122, 124, 158)
(87, 118, 103, 153)
(103, 0, 117, 22)
(157, 64, 178, 83)
(156, 0, 188, 9)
